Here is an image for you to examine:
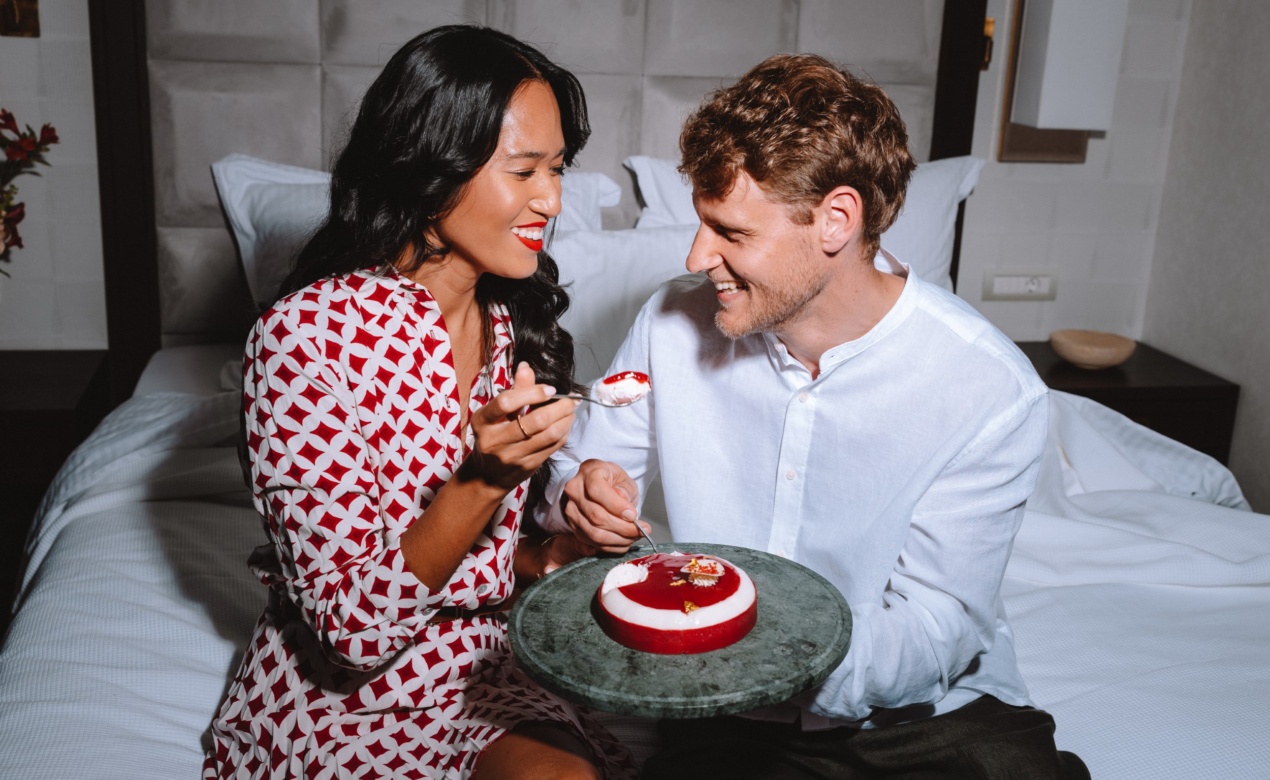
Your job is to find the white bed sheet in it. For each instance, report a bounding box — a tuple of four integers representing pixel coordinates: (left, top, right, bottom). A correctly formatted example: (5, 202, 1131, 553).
(1, 389, 1267, 778)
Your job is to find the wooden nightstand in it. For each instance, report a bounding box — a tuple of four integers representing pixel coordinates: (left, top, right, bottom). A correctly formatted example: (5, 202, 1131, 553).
(1016, 341, 1239, 464)
(0, 350, 111, 632)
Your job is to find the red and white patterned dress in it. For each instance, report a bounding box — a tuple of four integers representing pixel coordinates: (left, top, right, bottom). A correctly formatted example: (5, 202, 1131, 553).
(204, 268, 635, 779)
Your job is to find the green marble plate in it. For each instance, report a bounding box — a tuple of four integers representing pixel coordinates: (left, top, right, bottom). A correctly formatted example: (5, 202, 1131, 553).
(508, 543, 851, 719)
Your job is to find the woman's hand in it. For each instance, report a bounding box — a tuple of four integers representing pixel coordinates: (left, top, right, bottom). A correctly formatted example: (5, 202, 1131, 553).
(514, 533, 597, 585)
(463, 361, 577, 490)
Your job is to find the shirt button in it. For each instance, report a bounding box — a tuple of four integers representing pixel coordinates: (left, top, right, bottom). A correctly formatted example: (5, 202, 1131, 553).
(476, 583, 492, 596)
(799, 392, 810, 403)
(785, 469, 797, 480)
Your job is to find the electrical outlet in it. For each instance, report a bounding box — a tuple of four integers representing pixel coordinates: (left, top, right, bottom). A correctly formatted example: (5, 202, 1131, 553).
(981, 271, 1058, 301)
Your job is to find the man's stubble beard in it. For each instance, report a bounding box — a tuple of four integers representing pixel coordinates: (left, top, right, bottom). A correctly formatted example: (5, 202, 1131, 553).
(714, 238, 831, 340)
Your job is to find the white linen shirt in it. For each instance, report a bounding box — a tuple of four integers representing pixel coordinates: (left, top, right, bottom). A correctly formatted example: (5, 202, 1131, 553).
(545, 255, 1049, 726)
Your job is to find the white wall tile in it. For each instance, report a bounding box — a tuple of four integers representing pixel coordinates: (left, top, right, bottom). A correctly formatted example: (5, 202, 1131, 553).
(1111, 77, 1175, 128)
(321, 0, 486, 66)
(1129, 0, 1187, 22)
(1120, 21, 1184, 76)
(0, 0, 106, 349)
(964, 182, 1057, 232)
(644, 0, 797, 77)
(796, 0, 942, 83)
(1106, 126, 1168, 181)
(0, 279, 58, 347)
(1052, 279, 1139, 334)
(37, 39, 93, 100)
(55, 282, 108, 345)
(497, 0, 646, 75)
(0, 40, 41, 100)
(1090, 230, 1153, 284)
(48, 210, 104, 284)
(38, 100, 98, 165)
(35, 0, 92, 38)
(1044, 230, 1098, 280)
(1053, 182, 1155, 231)
(2, 215, 53, 282)
(146, 0, 321, 63)
(149, 61, 323, 226)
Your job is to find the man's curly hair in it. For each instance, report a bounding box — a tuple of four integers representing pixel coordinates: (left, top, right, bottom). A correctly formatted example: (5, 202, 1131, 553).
(679, 53, 916, 259)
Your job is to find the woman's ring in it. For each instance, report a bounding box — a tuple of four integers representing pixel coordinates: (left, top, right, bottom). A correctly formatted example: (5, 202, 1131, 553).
(515, 414, 531, 440)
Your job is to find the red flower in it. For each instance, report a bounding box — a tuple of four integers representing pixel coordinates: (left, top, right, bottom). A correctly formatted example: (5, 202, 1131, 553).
(2, 202, 25, 251)
(39, 123, 59, 146)
(5, 135, 37, 161)
(0, 109, 17, 135)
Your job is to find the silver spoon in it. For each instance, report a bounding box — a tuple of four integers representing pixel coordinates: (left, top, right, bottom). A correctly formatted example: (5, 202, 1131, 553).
(557, 392, 642, 408)
(632, 519, 660, 554)
(531, 371, 652, 409)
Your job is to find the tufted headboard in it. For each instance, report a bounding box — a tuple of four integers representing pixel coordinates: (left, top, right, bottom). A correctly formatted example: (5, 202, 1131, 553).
(89, 0, 986, 403)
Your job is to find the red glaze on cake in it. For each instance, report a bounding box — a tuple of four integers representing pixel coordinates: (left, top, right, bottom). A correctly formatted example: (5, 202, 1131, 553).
(596, 553, 757, 654)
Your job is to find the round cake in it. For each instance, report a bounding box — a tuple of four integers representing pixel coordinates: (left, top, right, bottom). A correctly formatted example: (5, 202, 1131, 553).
(596, 552, 757, 654)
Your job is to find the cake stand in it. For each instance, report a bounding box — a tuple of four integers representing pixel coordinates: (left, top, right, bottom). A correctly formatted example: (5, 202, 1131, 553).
(508, 543, 851, 719)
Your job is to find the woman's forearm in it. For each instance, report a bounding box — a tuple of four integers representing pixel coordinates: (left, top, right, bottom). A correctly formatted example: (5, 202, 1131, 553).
(399, 460, 509, 591)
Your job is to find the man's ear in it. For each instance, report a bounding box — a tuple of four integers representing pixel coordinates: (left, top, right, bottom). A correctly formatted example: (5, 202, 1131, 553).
(819, 186, 864, 256)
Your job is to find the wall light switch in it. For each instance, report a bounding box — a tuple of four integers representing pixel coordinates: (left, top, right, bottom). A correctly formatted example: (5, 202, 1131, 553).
(982, 271, 1058, 301)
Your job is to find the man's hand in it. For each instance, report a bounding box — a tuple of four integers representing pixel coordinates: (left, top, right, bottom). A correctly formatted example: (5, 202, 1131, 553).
(560, 459, 648, 553)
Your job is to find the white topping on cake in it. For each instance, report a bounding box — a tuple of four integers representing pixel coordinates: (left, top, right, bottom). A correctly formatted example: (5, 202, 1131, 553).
(600, 561, 649, 596)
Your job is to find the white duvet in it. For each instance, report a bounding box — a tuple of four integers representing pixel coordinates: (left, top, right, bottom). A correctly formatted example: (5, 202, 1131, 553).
(1, 390, 1267, 778)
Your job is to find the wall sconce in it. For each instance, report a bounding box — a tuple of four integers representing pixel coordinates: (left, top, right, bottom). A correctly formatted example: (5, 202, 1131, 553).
(998, 0, 1129, 162)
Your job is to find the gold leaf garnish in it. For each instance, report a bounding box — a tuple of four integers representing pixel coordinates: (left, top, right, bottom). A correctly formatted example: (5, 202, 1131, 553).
(683, 601, 699, 613)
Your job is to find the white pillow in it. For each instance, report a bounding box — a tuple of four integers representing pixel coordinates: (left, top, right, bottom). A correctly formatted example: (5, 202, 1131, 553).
(211, 155, 329, 308)
(548, 225, 697, 383)
(624, 155, 697, 229)
(876, 155, 984, 291)
(211, 154, 622, 307)
(623, 154, 984, 291)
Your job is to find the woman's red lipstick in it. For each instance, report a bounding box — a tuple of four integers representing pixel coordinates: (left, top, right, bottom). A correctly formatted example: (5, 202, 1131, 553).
(513, 221, 547, 252)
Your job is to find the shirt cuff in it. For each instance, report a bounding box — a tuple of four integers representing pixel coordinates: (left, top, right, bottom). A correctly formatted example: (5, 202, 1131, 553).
(537, 465, 580, 534)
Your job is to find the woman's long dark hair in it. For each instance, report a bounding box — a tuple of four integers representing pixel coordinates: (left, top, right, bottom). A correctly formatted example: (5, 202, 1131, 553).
(279, 24, 588, 511)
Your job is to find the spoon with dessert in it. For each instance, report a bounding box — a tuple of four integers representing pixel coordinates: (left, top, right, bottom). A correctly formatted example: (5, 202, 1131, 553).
(560, 370, 653, 408)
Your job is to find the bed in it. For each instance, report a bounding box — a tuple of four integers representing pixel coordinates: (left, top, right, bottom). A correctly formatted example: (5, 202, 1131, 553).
(4, 1, 1269, 777)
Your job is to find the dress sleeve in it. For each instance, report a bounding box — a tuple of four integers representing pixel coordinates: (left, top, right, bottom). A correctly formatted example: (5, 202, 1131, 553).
(244, 308, 444, 672)
(810, 388, 1048, 721)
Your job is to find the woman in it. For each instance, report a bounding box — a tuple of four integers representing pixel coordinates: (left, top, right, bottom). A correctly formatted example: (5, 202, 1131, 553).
(203, 25, 634, 779)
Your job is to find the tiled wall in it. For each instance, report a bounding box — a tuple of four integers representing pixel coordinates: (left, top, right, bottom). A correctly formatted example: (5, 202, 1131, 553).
(143, 0, 946, 343)
(1147, 0, 1270, 510)
(0, 0, 106, 349)
(959, 0, 1192, 341)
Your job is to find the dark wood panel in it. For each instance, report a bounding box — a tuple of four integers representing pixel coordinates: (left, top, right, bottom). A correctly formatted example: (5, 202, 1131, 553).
(932, 0, 989, 292)
(88, 0, 158, 406)
(0, 350, 110, 485)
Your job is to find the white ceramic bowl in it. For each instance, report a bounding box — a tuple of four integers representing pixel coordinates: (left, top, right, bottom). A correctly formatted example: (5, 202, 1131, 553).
(1049, 329, 1136, 370)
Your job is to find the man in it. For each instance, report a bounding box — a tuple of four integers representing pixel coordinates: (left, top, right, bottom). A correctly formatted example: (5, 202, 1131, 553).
(542, 54, 1087, 778)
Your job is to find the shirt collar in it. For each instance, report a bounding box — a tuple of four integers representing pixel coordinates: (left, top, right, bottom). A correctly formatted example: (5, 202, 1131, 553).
(763, 249, 917, 376)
